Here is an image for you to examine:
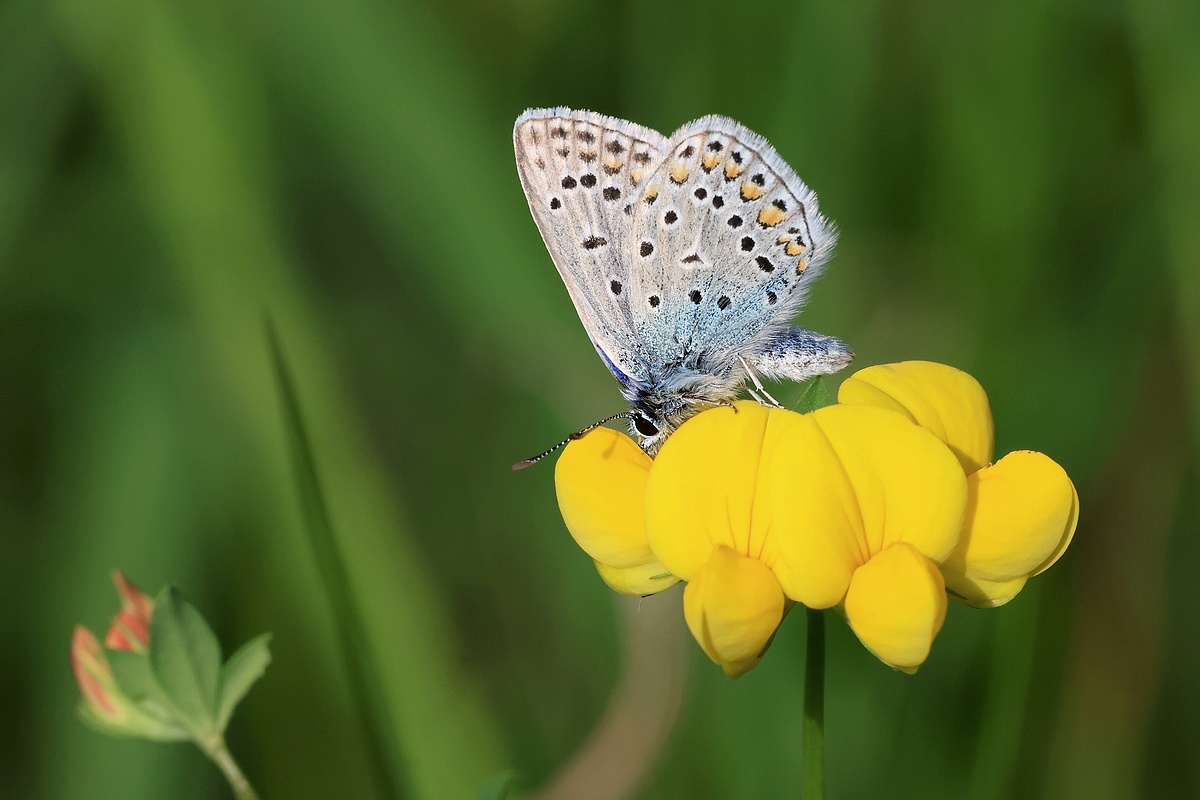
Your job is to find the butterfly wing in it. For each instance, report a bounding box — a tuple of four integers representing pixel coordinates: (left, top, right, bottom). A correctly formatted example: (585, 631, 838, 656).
(626, 116, 837, 375)
(514, 108, 670, 393)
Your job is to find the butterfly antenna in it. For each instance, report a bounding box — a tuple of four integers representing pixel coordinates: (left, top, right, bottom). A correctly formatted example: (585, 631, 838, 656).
(512, 412, 633, 470)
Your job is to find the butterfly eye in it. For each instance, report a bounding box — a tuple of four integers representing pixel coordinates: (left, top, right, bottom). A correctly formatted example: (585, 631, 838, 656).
(634, 415, 659, 437)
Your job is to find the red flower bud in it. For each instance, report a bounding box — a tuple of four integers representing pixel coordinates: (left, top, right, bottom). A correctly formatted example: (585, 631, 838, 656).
(71, 626, 122, 721)
(104, 571, 154, 653)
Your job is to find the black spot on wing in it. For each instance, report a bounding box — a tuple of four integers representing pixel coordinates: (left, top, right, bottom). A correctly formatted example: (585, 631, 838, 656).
(582, 236, 608, 249)
(580, 173, 597, 188)
(603, 186, 621, 201)
(561, 176, 577, 189)
(640, 241, 654, 257)
(689, 290, 702, 304)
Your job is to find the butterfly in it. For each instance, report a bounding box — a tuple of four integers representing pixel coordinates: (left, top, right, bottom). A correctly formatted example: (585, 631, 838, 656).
(513, 107, 852, 467)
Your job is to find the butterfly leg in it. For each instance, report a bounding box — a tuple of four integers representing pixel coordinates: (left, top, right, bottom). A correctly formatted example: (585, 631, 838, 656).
(738, 356, 785, 409)
(682, 396, 739, 413)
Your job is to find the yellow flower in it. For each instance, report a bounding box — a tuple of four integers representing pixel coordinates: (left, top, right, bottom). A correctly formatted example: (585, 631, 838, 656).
(839, 362, 1079, 607)
(644, 401, 967, 674)
(643, 402, 792, 677)
(554, 426, 680, 596)
(550, 360, 1078, 676)
(765, 403, 967, 671)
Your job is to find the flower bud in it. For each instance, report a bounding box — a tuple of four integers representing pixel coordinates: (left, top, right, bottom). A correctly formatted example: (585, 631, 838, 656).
(104, 571, 154, 652)
(71, 626, 127, 725)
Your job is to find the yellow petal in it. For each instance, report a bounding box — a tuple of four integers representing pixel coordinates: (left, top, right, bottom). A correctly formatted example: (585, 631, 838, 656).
(946, 574, 1028, 609)
(769, 404, 968, 608)
(943, 450, 1078, 607)
(645, 401, 782, 580)
(555, 427, 654, 568)
(683, 546, 785, 679)
(843, 543, 947, 672)
(593, 559, 681, 596)
(839, 361, 995, 475)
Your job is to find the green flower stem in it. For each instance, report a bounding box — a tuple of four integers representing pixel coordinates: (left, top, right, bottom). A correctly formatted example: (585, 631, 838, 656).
(803, 607, 825, 800)
(202, 736, 261, 800)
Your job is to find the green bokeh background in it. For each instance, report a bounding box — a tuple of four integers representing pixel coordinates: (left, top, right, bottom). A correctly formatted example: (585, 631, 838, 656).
(3, 0, 1199, 797)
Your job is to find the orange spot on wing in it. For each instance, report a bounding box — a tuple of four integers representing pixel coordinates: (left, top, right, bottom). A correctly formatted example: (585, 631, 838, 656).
(724, 161, 743, 180)
(786, 240, 806, 257)
(757, 205, 786, 226)
(741, 183, 766, 201)
(670, 163, 691, 184)
(795, 256, 809, 275)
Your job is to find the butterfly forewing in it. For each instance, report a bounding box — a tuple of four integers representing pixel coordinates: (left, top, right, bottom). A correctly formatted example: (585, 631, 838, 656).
(514, 108, 669, 387)
(628, 116, 837, 369)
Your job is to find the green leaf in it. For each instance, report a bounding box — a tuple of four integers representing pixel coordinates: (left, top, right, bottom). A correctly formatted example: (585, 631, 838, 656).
(109, 649, 187, 729)
(794, 377, 834, 414)
(148, 586, 223, 737)
(84, 651, 192, 741)
(473, 771, 516, 800)
(216, 633, 272, 731)
(76, 699, 192, 742)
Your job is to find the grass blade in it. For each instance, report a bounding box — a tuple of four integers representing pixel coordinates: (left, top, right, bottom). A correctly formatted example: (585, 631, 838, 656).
(267, 319, 407, 800)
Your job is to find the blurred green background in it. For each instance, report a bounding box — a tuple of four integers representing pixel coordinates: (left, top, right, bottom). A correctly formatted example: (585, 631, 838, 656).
(3, 0, 1199, 797)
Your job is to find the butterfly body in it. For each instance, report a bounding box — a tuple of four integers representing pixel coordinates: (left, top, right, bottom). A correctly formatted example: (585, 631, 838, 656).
(515, 108, 852, 453)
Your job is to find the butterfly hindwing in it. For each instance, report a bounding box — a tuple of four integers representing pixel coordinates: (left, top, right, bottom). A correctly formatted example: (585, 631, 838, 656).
(628, 116, 837, 371)
(514, 108, 670, 389)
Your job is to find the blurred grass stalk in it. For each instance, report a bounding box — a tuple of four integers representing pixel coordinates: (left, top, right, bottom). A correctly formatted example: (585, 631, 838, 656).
(44, 0, 507, 795)
(268, 322, 405, 800)
(1127, 0, 1200, 448)
(0, 0, 76, 264)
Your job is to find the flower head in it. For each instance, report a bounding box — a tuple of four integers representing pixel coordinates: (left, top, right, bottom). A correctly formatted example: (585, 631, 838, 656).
(552, 361, 1078, 675)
